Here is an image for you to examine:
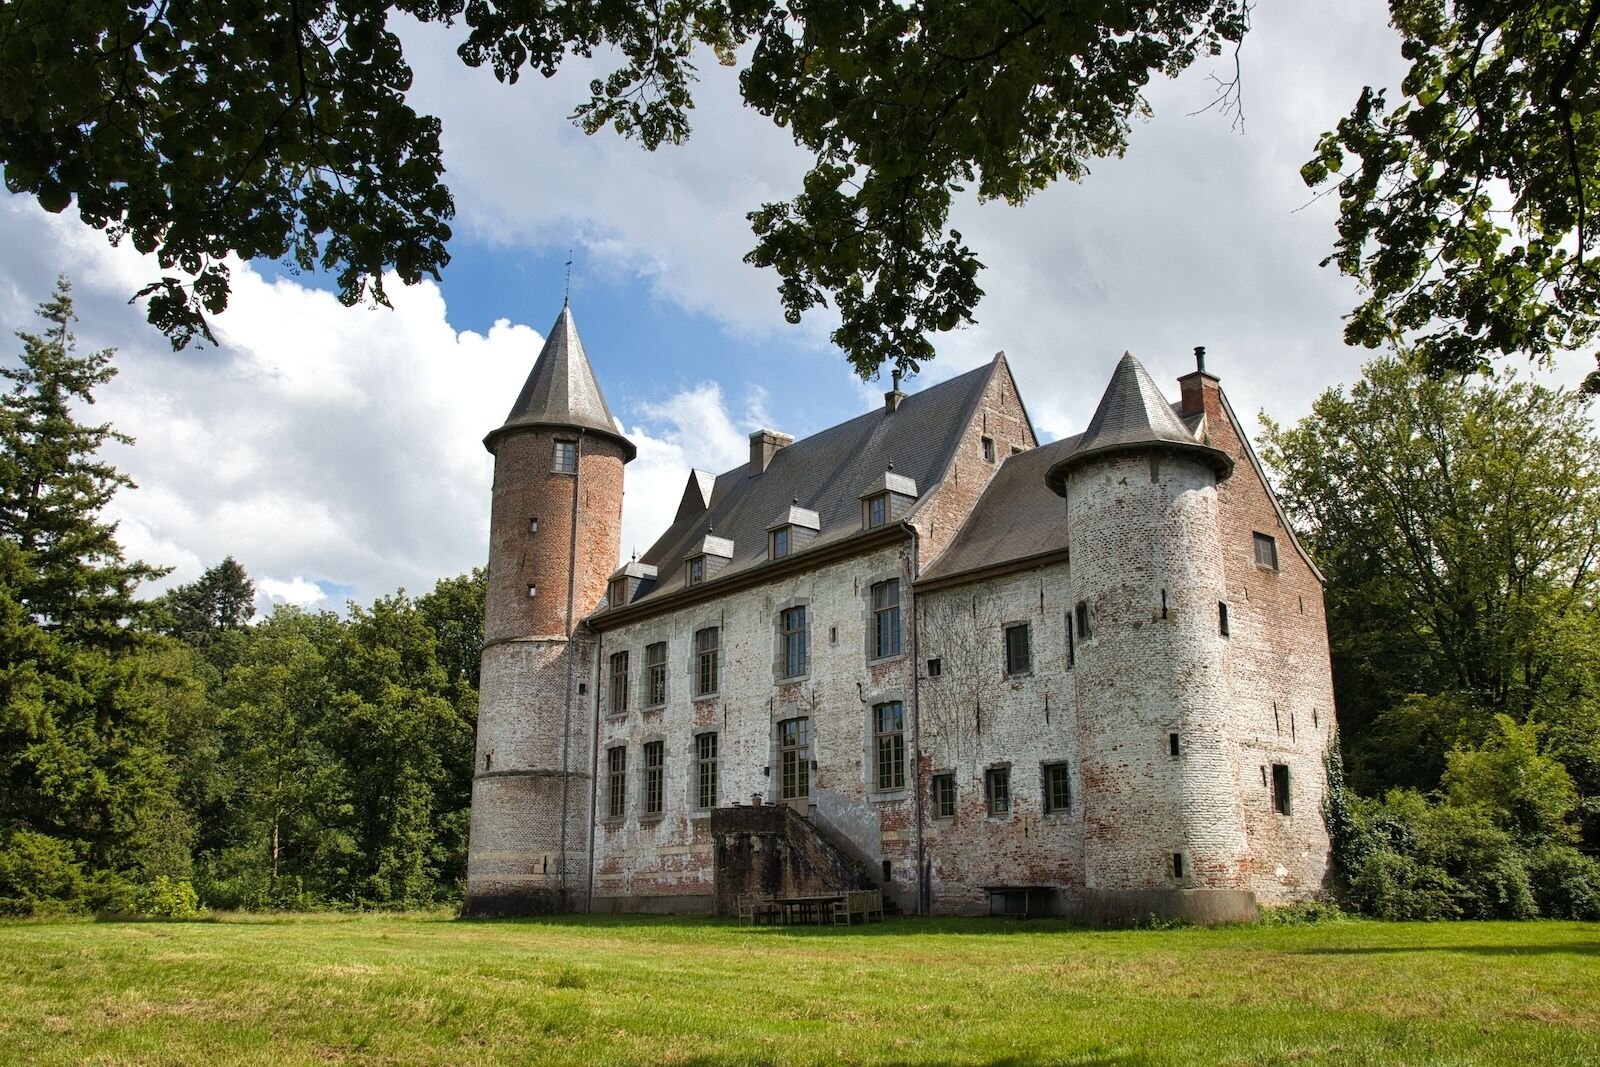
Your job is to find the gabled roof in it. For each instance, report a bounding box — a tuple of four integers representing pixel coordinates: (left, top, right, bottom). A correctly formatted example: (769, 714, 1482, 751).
(485, 305, 637, 460)
(609, 357, 1004, 611)
(1045, 352, 1230, 493)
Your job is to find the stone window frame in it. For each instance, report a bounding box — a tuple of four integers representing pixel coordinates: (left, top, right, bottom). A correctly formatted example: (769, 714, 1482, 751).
(692, 730, 719, 812)
(641, 738, 666, 820)
(776, 600, 810, 681)
(984, 763, 1012, 818)
(1041, 761, 1071, 815)
(608, 650, 630, 717)
(867, 578, 903, 662)
(871, 700, 906, 794)
(777, 715, 812, 801)
(1003, 620, 1032, 677)
(552, 439, 578, 474)
(981, 436, 996, 463)
(643, 641, 668, 708)
(1253, 531, 1280, 571)
(930, 772, 957, 820)
(605, 745, 627, 821)
(692, 625, 720, 698)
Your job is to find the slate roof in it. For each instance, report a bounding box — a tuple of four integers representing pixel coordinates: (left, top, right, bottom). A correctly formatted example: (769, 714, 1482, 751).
(1044, 352, 1230, 493)
(919, 433, 1081, 584)
(611, 357, 1005, 610)
(486, 305, 637, 460)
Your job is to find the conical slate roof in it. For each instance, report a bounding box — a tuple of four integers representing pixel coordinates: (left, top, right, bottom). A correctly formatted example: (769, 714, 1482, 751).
(484, 305, 637, 460)
(1045, 352, 1230, 494)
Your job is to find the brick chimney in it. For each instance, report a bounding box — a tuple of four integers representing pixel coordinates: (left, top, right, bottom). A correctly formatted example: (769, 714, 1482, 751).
(749, 428, 794, 476)
(1177, 345, 1221, 421)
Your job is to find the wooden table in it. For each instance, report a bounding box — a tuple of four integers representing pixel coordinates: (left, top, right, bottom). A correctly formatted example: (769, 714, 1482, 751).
(778, 894, 846, 925)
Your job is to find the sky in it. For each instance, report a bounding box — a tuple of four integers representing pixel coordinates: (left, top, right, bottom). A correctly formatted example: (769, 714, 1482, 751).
(0, 1, 1592, 615)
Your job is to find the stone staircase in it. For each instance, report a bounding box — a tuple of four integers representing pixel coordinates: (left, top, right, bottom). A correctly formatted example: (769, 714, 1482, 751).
(709, 803, 894, 918)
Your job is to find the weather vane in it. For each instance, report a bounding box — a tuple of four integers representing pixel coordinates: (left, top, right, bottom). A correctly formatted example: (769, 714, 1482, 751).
(564, 248, 573, 306)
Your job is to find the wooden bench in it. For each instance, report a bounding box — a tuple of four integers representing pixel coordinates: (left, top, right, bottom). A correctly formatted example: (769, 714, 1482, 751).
(831, 889, 884, 925)
(740, 894, 782, 926)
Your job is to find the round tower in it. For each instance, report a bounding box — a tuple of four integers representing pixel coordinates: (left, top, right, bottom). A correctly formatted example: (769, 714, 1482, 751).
(1046, 353, 1254, 924)
(464, 305, 634, 916)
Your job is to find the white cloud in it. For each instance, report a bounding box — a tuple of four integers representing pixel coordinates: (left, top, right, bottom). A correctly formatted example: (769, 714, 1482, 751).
(257, 576, 330, 612)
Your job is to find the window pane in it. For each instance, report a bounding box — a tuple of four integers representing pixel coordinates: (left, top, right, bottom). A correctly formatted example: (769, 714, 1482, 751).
(1254, 532, 1279, 569)
(646, 642, 667, 705)
(871, 580, 902, 658)
(1005, 624, 1031, 674)
(696, 732, 718, 809)
(609, 652, 629, 714)
(781, 606, 808, 677)
(874, 702, 905, 791)
(695, 627, 719, 695)
(780, 716, 810, 799)
(607, 747, 627, 818)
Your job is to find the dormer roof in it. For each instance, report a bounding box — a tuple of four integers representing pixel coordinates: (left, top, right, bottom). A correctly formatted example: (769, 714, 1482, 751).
(766, 505, 821, 532)
(485, 305, 637, 461)
(859, 470, 919, 499)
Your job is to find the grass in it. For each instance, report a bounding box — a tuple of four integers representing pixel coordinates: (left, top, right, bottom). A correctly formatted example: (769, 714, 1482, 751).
(0, 913, 1596, 1065)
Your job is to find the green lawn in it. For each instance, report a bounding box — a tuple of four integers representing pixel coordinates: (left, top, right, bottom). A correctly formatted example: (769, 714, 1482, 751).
(0, 914, 1595, 1065)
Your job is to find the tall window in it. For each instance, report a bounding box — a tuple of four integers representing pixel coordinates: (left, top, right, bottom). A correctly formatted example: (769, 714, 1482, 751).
(1065, 612, 1075, 668)
(553, 440, 577, 473)
(985, 766, 1011, 816)
(982, 436, 995, 462)
(687, 556, 706, 585)
(643, 740, 664, 816)
(931, 773, 956, 819)
(780, 606, 808, 678)
(770, 527, 790, 559)
(609, 651, 629, 715)
(865, 493, 888, 528)
(779, 716, 811, 800)
(645, 642, 667, 706)
(874, 702, 905, 791)
(606, 746, 627, 818)
(1043, 763, 1071, 813)
(1272, 763, 1292, 814)
(694, 627, 720, 696)
(1254, 532, 1279, 570)
(1219, 601, 1230, 637)
(695, 732, 719, 810)
(1004, 623, 1031, 675)
(871, 580, 902, 659)
(1075, 600, 1093, 640)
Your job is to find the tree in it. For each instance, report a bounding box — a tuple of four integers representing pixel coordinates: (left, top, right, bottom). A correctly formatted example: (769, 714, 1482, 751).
(0, 277, 165, 640)
(0, 1, 1247, 377)
(157, 557, 256, 648)
(1303, 1, 1600, 392)
(1259, 356, 1600, 807)
(0, 280, 186, 911)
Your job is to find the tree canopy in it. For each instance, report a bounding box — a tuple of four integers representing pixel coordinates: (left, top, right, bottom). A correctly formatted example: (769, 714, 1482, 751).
(0, 0, 1252, 376)
(1303, 0, 1600, 391)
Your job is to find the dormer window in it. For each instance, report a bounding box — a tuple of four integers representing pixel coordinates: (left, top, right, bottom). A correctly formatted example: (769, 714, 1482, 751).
(609, 578, 628, 606)
(771, 526, 790, 559)
(765, 505, 819, 560)
(866, 493, 888, 528)
(687, 556, 706, 585)
(553, 440, 577, 473)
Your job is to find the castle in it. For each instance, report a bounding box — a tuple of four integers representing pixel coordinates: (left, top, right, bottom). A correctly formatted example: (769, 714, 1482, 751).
(463, 304, 1336, 923)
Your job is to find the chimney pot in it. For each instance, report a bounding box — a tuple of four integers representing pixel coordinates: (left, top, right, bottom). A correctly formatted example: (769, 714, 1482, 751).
(748, 428, 794, 475)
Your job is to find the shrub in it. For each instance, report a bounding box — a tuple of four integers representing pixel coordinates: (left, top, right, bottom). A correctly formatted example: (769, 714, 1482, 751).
(1258, 899, 1349, 926)
(0, 830, 86, 915)
(1526, 843, 1600, 919)
(136, 876, 203, 919)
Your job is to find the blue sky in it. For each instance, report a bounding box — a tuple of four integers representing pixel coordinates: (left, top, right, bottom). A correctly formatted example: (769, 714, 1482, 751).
(1, 0, 1593, 614)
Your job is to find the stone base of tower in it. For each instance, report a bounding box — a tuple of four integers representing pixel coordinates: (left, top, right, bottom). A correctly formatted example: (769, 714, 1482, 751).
(1080, 888, 1258, 926)
(464, 771, 591, 917)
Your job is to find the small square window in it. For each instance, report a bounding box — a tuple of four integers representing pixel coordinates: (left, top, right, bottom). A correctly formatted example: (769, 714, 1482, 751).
(1253, 532, 1279, 570)
(528, 517, 539, 534)
(609, 578, 628, 607)
(984, 767, 1011, 816)
(527, 584, 537, 598)
(1004, 623, 1031, 675)
(553, 440, 577, 473)
(982, 436, 996, 462)
(931, 773, 955, 819)
(927, 657, 942, 678)
(1169, 732, 1180, 757)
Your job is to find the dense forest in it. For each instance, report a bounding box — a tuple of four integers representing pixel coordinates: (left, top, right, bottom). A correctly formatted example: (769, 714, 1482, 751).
(1, 281, 1597, 919)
